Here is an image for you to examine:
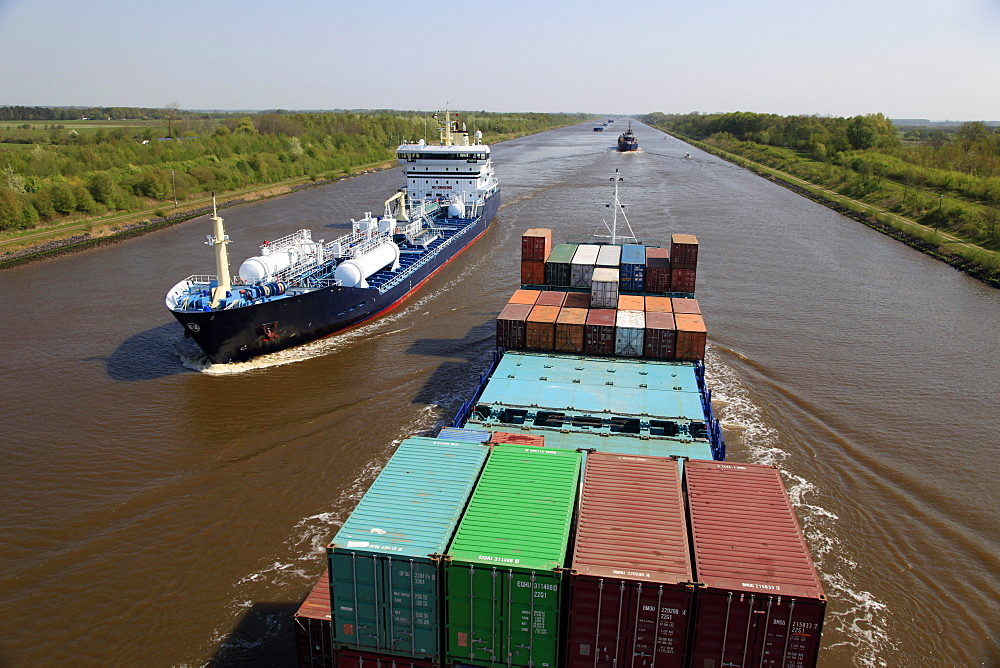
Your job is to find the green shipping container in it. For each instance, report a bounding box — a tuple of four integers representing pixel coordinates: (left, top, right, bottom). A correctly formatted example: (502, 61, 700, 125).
(444, 444, 582, 668)
(327, 438, 489, 660)
(544, 243, 578, 287)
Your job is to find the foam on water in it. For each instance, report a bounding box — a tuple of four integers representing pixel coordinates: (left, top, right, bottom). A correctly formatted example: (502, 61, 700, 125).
(705, 344, 895, 667)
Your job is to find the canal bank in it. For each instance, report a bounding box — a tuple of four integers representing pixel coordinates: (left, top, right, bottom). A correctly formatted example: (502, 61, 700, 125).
(664, 132, 1000, 288)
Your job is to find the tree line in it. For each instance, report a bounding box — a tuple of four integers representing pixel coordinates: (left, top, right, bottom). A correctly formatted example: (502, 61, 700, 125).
(0, 110, 587, 232)
(643, 111, 1000, 252)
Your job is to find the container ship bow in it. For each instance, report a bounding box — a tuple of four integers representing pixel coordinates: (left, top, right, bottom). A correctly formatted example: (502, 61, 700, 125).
(165, 111, 500, 364)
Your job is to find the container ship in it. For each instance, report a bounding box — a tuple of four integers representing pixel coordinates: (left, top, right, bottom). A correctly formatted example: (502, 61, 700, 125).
(293, 174, 826, 667)
(165, 111, 500, 364)
(617, 121, 638, 152)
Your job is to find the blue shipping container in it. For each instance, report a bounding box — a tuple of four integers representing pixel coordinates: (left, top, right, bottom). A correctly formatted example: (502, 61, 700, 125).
(437, 427, 492, 443)
(327, 438, 489, 660)
(620, 244, 647, 291)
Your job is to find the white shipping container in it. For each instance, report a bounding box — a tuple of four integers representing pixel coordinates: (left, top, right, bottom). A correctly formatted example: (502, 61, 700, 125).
(570, 244, 600, 288)
(596, 244, 622, 268)
(615, 309, 646, 357)
(591, 267, 620, 308)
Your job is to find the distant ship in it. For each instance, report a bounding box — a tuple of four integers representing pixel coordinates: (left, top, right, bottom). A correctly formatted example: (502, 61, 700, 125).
(165, 111, 500, 364)
(617, 121, 639, 151)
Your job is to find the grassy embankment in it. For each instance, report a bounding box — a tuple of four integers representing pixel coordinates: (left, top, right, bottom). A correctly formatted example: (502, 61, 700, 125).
(643, 113, 1000, 287)
(0, 111, 591, 268)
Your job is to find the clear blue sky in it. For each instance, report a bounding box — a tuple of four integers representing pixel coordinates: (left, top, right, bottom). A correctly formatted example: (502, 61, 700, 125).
(1, 0, 997, 120)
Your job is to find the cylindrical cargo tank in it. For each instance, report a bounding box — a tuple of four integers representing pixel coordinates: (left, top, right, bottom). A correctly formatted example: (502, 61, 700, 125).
(238, 248, 299, 282)
(334, 241, 400, 288)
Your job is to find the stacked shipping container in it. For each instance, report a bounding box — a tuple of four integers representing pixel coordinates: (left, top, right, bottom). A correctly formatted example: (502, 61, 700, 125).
(521, 229, 551, 285)
(567, 453, 693, 668)
(326, 439, 490, 661)
(685, 460, 826, 667)
(302, 452, 825, 668)
(444, 445, 583, 668)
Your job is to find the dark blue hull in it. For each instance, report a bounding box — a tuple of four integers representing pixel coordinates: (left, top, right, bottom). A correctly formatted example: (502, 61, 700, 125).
(174, 191, 500, 363)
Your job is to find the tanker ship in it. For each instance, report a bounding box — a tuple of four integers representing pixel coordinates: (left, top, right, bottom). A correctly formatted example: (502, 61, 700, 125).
(165, 111, 500, 364)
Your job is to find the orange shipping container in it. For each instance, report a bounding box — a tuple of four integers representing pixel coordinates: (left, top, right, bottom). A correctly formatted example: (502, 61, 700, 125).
(508, 289, 541, 305)
(644, 311, 677, 360)
(520, 259, 545, 285)
(522, 228, 552, 262)
(617, 294, 645, 311)
(584, 309, 617, 356)
(536, 291, 567, 307)
(672, 297, 701, 314)
(295, 571, 333, 668)
(555, 307, 588, 352)
(645, 296, 673, 313)
(497, 302, 533, 349)
(674, 312, 707, 361)
(526, 305, 560, 350)
(490, 432, 546, 448)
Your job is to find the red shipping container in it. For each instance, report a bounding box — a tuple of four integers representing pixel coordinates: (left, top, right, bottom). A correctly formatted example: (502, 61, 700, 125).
(645, 248, 671, 293)
(563, 291, 592, 309)
(508, 289, 541, 305)
(674, 313, 706, 361)
(670, 267, 696, 294)
(685, 460, 827, 668)
(567, 453, 693, 668)
(521, 228, 552, 262)
(536, 290, 568, 307)
(335, 649, 437, 668)
(521, 259, 545, 285)
(670, 233, 699, 270)
(490, 432, 545, 447)
(496, 302, 532, 349)
(555, 307, 588, 353)
(644, 311, 677, 360)
(584, 309, 617, 356)
(526, 305, 560, 350)
(645, 296, 673, 313)
(671, 297, 701, 314)
(296, 571, 333, 668)
(617, 294, 645, 311)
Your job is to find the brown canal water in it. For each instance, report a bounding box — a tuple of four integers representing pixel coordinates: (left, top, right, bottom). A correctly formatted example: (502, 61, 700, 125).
(0, 123, 997, 667)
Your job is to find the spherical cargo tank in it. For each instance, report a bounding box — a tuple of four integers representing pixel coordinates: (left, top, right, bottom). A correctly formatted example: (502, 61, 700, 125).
(448, 196, 466, 218)
(239, 248, 300, 283)
(334, 241, 400, 288)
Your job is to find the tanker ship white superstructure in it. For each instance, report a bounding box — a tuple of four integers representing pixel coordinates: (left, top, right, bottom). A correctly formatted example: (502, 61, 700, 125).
(165, 111, 500, 364)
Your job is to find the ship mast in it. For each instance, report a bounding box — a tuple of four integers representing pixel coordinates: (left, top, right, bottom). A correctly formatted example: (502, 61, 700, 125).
(437, 107, 458, 146)
(593, 169, 637, 245)
(207, 194, 232, 308)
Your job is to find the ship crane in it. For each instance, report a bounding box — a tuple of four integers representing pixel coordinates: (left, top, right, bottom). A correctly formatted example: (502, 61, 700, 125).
(206, 194, 232, 308)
